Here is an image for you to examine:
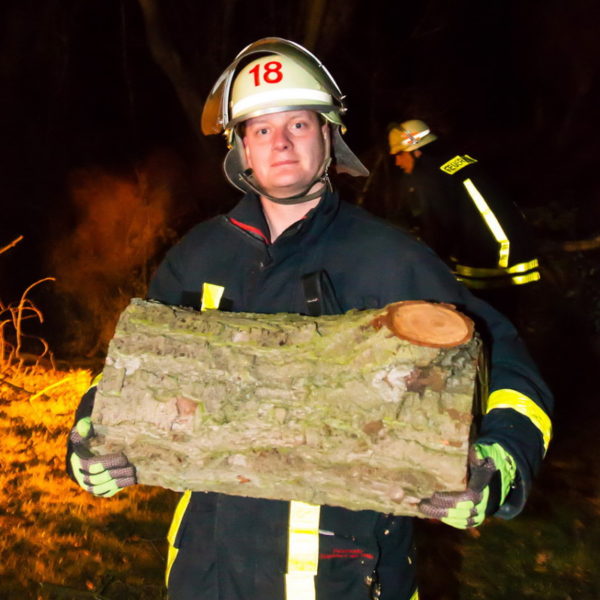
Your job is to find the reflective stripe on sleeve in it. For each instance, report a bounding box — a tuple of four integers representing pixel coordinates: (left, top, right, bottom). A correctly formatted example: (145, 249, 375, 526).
(462, 178, 510, 268)
(90, 373, 103, 388)
(456, 270, 541, 289)
(410, 590, 420, 600)
(510, 272, 541, 285)
(486, 389, 552, 453)
(286, 501, 320, 600)
(455, 258, 540, 278)
(201, 283, 225, 311)
(165, 490, 192, 587)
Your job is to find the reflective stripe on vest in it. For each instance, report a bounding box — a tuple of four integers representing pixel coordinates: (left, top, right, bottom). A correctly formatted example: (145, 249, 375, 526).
(439, 154, 478, 174)
(462, 178, 510, 268)
(286, 501, 320, 600)
(410, 590, 420, 600)
(486, 389, 552, 453)
(165, 489, 192, 587)
(201, 282, 225, 311)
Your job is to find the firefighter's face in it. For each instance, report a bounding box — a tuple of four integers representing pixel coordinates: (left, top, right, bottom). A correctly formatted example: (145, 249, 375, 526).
(394, 150, 421, 174)
(243, 110, 328, 198)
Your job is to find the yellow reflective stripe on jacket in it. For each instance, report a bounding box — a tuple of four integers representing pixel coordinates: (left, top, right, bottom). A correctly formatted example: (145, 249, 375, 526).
(455, 258, 540, 278)
(409, 590, 420, 600)
(486, 389, 552, 453)
(456, 270, 541, 289)
(439, 154, 478, 174)
(165, 490, 192, 587)
(511, 272, 541, 285)
(286, 501, 320, 600)
(90, 373, 103, 388)
(462, 178, 510, 268)
(201, 283, 225, 311)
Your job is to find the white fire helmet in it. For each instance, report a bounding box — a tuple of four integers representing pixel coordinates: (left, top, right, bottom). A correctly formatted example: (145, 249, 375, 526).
(388, 119, 437, 154)
(201, 37, 368, 203)
(229, 53, 342, 129)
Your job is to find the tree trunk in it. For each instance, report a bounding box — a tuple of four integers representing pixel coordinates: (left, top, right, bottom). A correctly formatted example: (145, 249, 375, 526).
(303, 0, 328, 49)
(91, 298, 481, 517)
(136, 0, 204, 142)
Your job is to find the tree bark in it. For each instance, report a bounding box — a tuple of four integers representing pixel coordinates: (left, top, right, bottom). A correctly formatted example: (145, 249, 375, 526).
(91, 298, 481, 517)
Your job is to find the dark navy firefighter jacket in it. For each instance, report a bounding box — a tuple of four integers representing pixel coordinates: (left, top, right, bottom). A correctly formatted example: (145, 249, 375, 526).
(147, 189, 553, 600)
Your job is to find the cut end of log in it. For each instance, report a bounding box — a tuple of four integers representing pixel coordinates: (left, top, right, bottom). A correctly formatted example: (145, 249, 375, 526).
(372, 301, 474, 348)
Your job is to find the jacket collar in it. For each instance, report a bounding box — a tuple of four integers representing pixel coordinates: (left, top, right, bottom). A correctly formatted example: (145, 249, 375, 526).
(226, 189, 340, 249)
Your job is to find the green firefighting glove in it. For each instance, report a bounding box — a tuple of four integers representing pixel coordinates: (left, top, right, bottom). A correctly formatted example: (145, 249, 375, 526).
(418, 443, 517, 528)
(69, 417, 137, 497)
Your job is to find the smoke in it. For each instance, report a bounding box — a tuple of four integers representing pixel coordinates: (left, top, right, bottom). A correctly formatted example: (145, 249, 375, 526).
(49, 150, 187, 358)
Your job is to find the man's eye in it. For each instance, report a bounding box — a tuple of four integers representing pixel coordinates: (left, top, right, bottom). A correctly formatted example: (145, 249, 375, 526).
(250, 127, 269, 136)
(292, 122, 305, 130)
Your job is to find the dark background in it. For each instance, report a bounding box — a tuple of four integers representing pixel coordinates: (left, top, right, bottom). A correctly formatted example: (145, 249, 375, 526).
(2, 0, 599, 431)
(1, 2, 599, 598)
(1, 1, 598, 290)
(1, 0, 598, 428)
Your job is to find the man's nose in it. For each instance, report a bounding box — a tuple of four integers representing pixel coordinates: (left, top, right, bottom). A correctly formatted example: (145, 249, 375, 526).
(272, 126, 291, 150)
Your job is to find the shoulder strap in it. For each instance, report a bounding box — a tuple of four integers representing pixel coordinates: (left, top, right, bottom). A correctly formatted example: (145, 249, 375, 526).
(302, 270, 342, 316)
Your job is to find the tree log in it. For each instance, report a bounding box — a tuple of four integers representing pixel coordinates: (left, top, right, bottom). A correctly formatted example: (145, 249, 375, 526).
(91, 299, 481, 517)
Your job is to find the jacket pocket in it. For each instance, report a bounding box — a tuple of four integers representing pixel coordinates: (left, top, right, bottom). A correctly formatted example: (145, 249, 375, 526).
(316, 531, 379, 600)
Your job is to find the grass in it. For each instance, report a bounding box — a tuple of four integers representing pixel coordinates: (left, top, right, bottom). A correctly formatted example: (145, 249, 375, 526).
(0, 366, 178, 600)
(417, 413, 600, 600)
(0, 365, 598, 599)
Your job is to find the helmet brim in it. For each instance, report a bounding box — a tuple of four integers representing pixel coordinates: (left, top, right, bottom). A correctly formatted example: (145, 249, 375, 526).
(227, 104, 343, 130)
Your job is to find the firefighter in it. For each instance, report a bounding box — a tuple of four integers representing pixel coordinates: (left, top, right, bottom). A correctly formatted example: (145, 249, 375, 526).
(67, 39, 553, 600)
(388, 119, 541, 317)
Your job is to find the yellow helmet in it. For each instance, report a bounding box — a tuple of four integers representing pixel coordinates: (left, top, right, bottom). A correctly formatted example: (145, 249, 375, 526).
(201, 37, 368, 202)
(388, 119, 437, 154)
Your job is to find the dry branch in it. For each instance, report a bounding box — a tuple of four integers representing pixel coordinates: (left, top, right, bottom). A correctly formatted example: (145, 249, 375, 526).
(0, 235, 23, 255)
(92, 299, 481, 516)
(562, 235, 600, 252)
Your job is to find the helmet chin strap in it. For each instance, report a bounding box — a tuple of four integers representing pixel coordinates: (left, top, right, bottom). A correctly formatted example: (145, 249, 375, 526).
(238, 158, 332, 205)
(238, 126, 332, 205)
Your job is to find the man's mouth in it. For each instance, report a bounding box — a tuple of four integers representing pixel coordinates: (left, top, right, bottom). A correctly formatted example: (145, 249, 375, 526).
(271, 160, 298, 167)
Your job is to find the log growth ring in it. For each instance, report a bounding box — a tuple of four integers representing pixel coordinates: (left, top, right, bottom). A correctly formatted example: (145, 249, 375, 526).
(374, 301, 474, 348)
